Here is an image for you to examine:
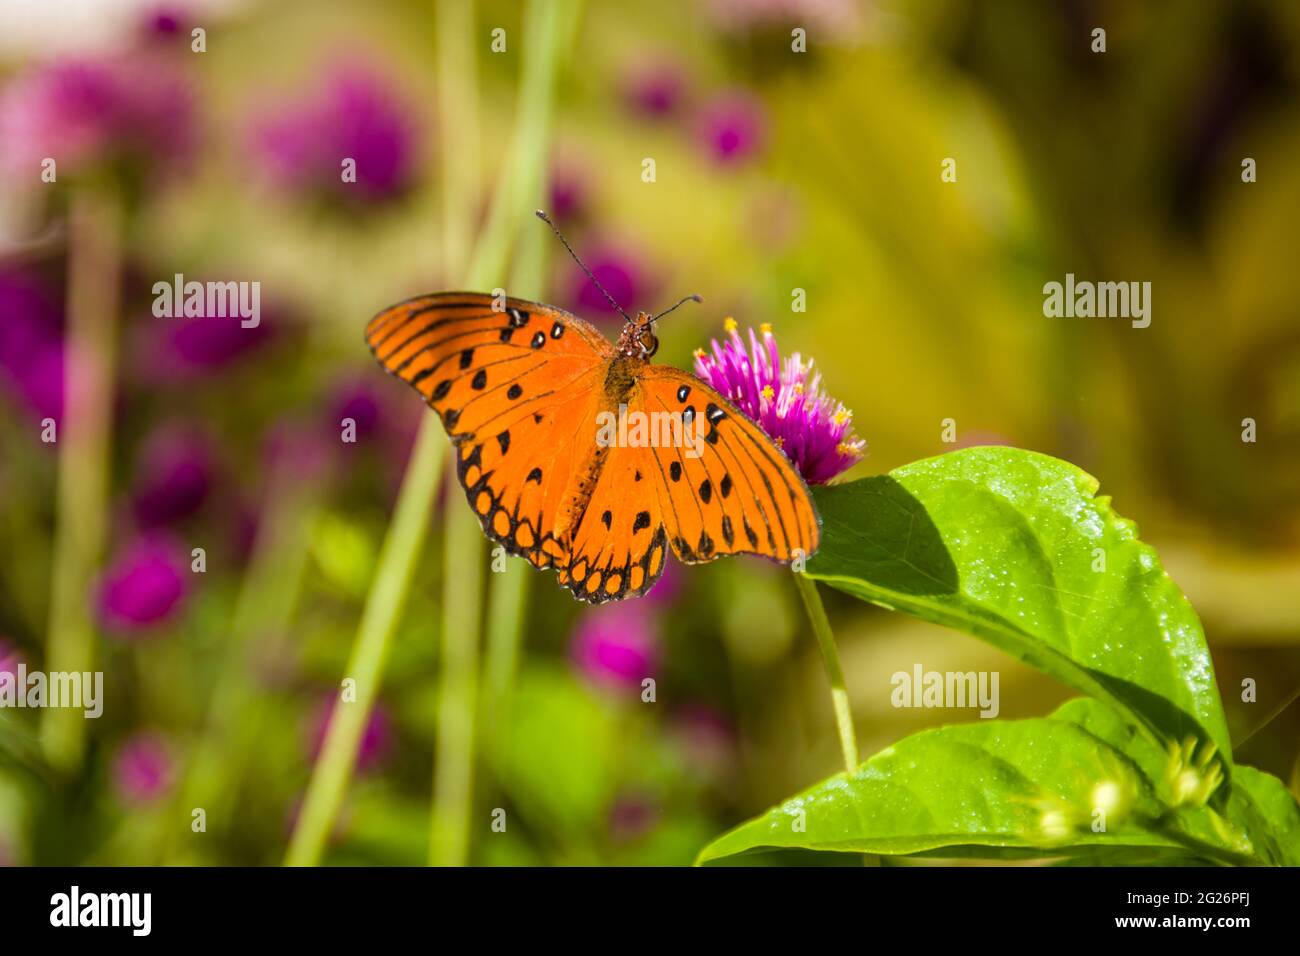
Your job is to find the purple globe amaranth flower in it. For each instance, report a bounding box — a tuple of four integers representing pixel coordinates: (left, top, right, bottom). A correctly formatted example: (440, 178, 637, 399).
(97, 536, 188, 636)
(694, 318, 864, 484)
(548, 158, 592, 224)
(0, 55, 194, 183)
(112, 732, 174, 805)
(309, 698, 392, 774)
(131, 426, 213, 527)
(0, 269, 64, 426)
(623, 59, 687, 118)
(570, 603, 660, 692)
(696, 90, 766, 165)
(253, 59, 419, 208)
(565, 243, 655, 323)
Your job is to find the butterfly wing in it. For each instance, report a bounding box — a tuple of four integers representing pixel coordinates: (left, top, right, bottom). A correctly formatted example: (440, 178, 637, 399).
(366, 292, 615, 569)
(553, 364, 820, 604)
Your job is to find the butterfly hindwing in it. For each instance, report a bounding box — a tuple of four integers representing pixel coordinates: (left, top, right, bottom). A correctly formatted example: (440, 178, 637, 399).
(639, 365, 820, 564)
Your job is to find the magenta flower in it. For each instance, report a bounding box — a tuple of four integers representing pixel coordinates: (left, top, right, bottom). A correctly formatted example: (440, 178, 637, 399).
(623, 60, 686, 118)
(548, 159, 591, 224)
(112, 733, 174, 805)
(565, 243, 655, 322)
(570, 604, 660, 692)
(309, 699, 392, 774)
(131, 427, 213, 527)
(696, 90, 766, 165)
(96, 537, 188, 635)
(253, 60, 419, 208)
(0, 640, 23, 680)
(0, 55, 194, 182)
(0, 268, 63, 425)
(694, 319, 864, 484)
(134, 302, 275, 381)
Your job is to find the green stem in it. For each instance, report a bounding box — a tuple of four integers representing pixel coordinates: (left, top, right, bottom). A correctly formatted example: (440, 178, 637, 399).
(428, 470, 484, 866)
(283, 422, 447, 865)
(40, 188, 122, 772)
(793, 572, 859, 774)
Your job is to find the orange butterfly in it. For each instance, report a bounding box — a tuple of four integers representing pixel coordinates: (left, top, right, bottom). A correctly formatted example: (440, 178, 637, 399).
(366, 213, 820, 604)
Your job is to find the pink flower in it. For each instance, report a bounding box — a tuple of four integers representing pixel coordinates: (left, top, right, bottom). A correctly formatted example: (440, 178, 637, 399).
(694, 319, 864, 483)
(309, 699, 392, 773)
(570, 604, 660, 692)
(696, 90, 766, 165)
(0, 56, 194, 182)
(96, 536, 188, 636)
(112, 733, 174, 804)
(252, 59, 420, 208)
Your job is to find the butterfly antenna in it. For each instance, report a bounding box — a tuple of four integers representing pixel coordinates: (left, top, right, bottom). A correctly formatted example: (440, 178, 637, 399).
(535, 209, 634, 324)
(651, 294, 704, 322)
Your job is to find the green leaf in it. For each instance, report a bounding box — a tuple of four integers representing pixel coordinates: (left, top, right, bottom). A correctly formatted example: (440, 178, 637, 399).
(1224, 765, 1300, 866)
(808, 447, 1230, 759)
(697, 714, 1181, 864)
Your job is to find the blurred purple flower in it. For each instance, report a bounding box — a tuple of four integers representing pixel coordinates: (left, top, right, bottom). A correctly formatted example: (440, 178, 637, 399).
(0, 55, 194, 182)
(644, 558, 683, 606)
(142, 4, 185, 39)
(96, 536, 188, 635)
(694, 319, 864, 484)
(0, 269, 64, 424)
(131, 427, 213, 527)
(329, 377, 382, 443)
(623, 60, 686, 118)
(565, 243, 654, 321)
(139, 307, 274, 380)
(253, 60, 419, 207)
(0, 640, 24, 680)
(570, 604, 660, 692)
(309, 699, 392, 774)
(609, 793, 660, 843)
(112, 733, 174, 804)
(548, 159, 591, 224)
(696, 90, 766, 165)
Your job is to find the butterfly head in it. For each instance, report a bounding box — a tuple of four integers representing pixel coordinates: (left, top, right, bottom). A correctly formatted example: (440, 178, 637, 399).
(618, 312, 660, 360)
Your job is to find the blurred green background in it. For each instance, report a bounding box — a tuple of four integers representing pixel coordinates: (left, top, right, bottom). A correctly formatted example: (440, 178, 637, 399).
(1, 0, 1297, 866)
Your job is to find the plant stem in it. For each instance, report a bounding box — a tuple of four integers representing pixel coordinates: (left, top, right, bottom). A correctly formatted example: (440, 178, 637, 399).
(793, 572, 859, 774)
(425, 0, 579, 868)
(40, 188, 122, 772)
(428, 473, 484, 866)
(283, 423, 447, 866)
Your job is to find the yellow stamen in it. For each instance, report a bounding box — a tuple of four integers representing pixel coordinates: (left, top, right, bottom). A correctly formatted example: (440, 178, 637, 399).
(692, 347, 706, 359)
(760, 322, 772, 336)
(793, 383, 804, 395)
(723, 316, 737, 333)
(774, 436, 785, 448)
(760, 384, 774, 401)
(833, 408, 851, 426)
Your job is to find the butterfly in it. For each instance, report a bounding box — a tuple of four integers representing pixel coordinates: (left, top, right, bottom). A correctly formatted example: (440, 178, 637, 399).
(365, 213, 820, 604)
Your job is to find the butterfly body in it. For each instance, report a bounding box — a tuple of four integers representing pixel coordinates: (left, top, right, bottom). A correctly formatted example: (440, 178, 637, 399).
(367, 292, 820, 604)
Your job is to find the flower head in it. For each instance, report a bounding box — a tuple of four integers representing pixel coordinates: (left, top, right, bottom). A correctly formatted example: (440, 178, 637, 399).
(96, 536, 188, 636)
(694, 320, 864, 484)
(696, 90, 766, 165)
(0, 55, 194, 183)
(623, 59, 686, 118)
(565, 242, 655, 322)
(0, 268, 64, 425)
(252, 59, 419, 208)
(570, 604, 660, 692)
(112, 732, 174, 805)
(131, 426, 213, 527)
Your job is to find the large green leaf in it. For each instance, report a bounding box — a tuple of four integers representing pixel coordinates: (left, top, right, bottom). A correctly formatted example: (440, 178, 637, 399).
(807, 447, 1230, 759)
(697, 714, 1183, 864)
